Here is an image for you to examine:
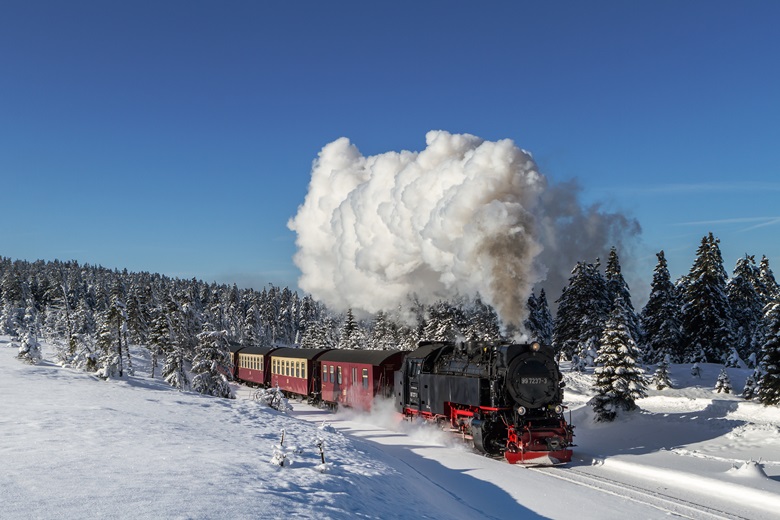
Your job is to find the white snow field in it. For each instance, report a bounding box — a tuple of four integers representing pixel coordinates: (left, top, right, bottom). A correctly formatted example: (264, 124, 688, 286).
(3, 336, 780, 519)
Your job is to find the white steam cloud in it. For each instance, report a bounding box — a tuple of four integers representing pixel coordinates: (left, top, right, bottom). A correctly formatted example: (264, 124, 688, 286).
(288, 131, 640, 328)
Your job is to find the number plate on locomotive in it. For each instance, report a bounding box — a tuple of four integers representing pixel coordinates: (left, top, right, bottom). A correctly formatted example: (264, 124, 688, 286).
(520, 377, 548, 385)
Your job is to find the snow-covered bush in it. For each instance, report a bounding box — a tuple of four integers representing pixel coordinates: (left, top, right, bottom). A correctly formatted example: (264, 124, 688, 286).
(16, 331, 41, 364)
(256, 386, 293, 413)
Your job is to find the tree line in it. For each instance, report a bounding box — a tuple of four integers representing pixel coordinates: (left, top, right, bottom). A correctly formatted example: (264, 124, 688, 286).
(2, 231, 780, 409)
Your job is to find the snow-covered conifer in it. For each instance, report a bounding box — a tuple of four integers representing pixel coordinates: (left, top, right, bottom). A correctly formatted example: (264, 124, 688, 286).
(728, 255, 764, 361)
(16, 330, 42, 364)
(743, 370, 759, 400)
(591, 296, 647, 421)
(605, 247, 640, 342)
(725, 348, 743, 368)
(525, 290, 553, 345)
(715, 368, 733, 394)
(651, 356, 673, 390)
(640, 251, 683, 363)
(191, 325, 234, 399)
(680, 233, 734, 363)
(554, 261, 610, 362)
(757, 302, 780, 405)
(758, 256, 780, 303)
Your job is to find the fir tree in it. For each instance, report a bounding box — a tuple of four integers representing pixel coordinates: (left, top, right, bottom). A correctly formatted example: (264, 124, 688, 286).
(651, 356, 673, 390)
(524, 290, 553, 345)
(591, 296, 647, 422)
(758, 256, 780, 303)
(339, 308, 365, 349)
(605, 247, 640, 342)
(757, 302, 780, 405)
(742, 371, 759, 400)
(16, 329, 42, 364)
(191, 326, 234, 399)
(715, 368, 733, 394)
(640, 251, 684, 363)
(680, 233, 734, 363)
(728, 255, 764, 360)
(554, 261, 610, 362)
(162, 345, 189, 391)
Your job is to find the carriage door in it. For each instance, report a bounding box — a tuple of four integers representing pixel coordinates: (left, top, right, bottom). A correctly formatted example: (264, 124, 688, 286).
(406, 360, 422, 411)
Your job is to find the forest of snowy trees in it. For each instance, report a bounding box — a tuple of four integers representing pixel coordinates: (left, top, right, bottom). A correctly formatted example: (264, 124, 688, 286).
(3, 232, 780, 409)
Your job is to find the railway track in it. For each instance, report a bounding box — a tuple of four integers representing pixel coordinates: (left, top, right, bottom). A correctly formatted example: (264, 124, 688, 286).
(529, 465, 751, 520)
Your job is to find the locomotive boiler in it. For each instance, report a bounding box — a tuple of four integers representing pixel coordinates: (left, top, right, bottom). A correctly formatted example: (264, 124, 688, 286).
(395, 340, 574, 464)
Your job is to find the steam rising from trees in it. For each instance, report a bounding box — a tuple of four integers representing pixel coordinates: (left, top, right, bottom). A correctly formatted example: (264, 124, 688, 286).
(288, 131, 640, 329)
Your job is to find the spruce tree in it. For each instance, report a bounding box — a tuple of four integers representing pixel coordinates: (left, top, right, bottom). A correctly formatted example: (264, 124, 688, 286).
(591, 296, 647, 422)
(191, 325, 234, 399)
(525, 290, 553, 345)
(728, 255, 764, 360)
(554, 261, 610, 362)
(605, 247, 640, 343)
(680, 233, 734, 363)
(757, 302, 780, 406)
(640, 251, 684, 363)
(758, 256, 780, 303)
(715, 368, 733, 394)
(16, 329, 42, 364)
(651, 356, 673, 390)
(465, 296, 502, 342)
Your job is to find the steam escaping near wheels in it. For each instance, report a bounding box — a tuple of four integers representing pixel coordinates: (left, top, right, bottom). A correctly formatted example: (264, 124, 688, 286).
(289, 131, 641, 328)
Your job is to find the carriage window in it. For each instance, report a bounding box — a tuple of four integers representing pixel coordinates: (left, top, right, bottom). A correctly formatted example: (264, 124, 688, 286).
(337, 366, 342, 385)
(362, 368, 369, 388)
(323, 365, 328, 382)
(259, 356, 263, 371)
(330, 365, 335, 383)
(296, 362, 300, 378)
(284, 360, 288, 376)
(301, 364, 306, 379)
(352, 368, 357, 385)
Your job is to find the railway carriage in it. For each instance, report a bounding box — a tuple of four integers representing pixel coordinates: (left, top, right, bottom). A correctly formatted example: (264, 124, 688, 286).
(318, 349, 405, 410)
(227, 342, 245, 379)
(270, 347, 331, 401)
(235, 346, 278, 387)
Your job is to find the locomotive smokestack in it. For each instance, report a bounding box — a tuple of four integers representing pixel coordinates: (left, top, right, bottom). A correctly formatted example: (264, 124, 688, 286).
(288, 131, 640, 327)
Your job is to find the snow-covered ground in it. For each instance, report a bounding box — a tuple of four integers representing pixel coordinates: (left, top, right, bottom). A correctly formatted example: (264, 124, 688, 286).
(3, 336, 780, 519)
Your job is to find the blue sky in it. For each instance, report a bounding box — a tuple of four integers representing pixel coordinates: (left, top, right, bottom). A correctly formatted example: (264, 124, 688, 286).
(2, 1, 779, 302)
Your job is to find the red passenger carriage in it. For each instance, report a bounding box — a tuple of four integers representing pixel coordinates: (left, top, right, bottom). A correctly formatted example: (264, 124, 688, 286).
(318, 349, 405, 410)
(235, 346, 278, 387)
(270, 348, 330, 401)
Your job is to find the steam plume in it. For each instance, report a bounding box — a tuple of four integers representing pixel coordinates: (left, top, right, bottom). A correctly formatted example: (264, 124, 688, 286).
(288, 131, 640, 328)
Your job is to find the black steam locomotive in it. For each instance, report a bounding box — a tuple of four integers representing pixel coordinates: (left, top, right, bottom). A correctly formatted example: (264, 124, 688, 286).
(395, 340, 574, 464)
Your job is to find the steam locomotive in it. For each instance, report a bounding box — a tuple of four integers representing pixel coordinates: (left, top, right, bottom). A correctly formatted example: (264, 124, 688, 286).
(231, 339, 574, 464)
(395, 340, 574, 464)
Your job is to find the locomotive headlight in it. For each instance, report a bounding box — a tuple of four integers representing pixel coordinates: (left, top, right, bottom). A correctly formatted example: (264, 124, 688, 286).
(531, 342, 541, 352)
(554, 405, 564, 414)
(517, 406, 527, 416)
